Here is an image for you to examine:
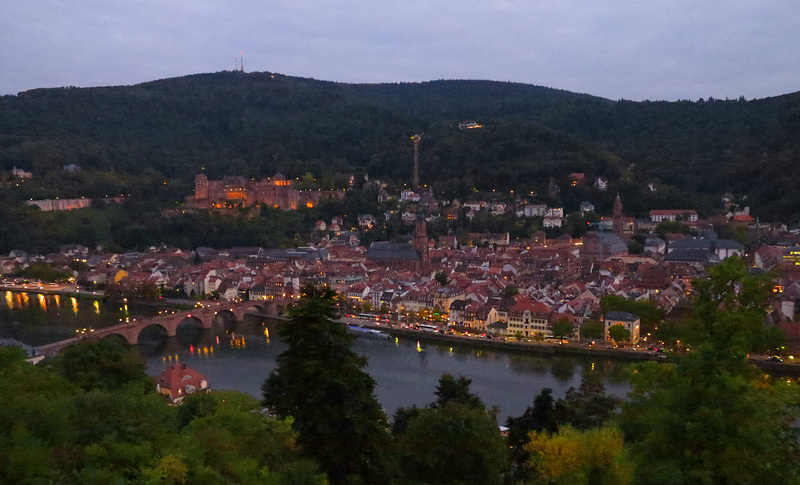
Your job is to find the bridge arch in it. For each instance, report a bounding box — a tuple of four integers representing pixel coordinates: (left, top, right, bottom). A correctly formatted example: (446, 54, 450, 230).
(135, 323, 170, 345)
(174, 315, 205, 333)
(213, 309, 239, 333)
(246, 301, 280, 317)
(101, 333, 131, 346)
(247, 303, 267, 314)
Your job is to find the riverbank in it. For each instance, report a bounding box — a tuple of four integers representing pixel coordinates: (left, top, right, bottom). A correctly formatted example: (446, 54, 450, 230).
(0, 284, 104, 300)
(376, 325, 663, 362)
(359, 323, 800, 377)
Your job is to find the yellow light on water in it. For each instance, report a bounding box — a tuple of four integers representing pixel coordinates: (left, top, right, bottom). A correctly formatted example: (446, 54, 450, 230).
(71, 297, 78, 315)
(6, 291, 13, 308)
(94, 300, 100, 314)
(38, 293, 47, 311)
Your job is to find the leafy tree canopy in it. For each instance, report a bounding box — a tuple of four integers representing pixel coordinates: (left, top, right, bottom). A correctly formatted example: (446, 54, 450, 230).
(525, 426, 632, 485)
(619, 255, 800, 484)
(608, 324, 631, 344)
(0, 345, 324, 484)
(580, 321, 604, 340)
(551, 319, 573, 339)
(393, 374, 506, 484)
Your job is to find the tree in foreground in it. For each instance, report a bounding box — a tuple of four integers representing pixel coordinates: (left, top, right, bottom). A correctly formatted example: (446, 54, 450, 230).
(620, 256, 800, 484)
(506, 387, 558, 480)
(433, 373, 485, 409)
(395, 403, 507, 485)
(685, 254, 782, 357)
(46, 338, 152, 392)
(262, 286, 389, 484)
(506, 375, 620, 482)
(393, 375, 507, 484)
(525, 426, 632, 485)
(1, 345, 321, 484)
(178, 391, 325, 484)
(621, 356, 800, 484)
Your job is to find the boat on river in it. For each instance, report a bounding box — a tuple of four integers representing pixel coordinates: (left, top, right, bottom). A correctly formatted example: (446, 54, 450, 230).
(345, 324, 391, 339)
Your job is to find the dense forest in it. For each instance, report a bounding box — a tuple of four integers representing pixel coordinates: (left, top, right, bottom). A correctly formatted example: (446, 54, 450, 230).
(1, 71, 799, 221)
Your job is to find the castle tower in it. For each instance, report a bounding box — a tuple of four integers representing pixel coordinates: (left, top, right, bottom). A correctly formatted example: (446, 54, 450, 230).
(195, 174, 209, 200)
(612, 193, 623, 236)
(414, 214, 430, 269)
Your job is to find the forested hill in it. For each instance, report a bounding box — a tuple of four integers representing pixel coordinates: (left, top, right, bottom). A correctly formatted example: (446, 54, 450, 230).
(1, 71, 799, 220)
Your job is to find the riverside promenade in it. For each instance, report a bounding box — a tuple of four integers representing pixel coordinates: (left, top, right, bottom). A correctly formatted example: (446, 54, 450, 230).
(356, 322, 800, 376)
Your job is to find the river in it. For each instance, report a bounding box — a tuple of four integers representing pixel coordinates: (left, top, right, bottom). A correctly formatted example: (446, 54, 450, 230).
(141, 318, 632, 420)
(1, 291, 632, 420)
(0, 290, 162, 346)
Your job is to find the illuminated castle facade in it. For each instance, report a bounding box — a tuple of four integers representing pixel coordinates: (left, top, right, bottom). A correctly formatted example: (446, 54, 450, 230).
(191, 173, 315, 210)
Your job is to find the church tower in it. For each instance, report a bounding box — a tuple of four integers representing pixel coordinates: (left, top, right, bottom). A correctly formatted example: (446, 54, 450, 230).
(413, 214, 430, 269)
(612, 194, 623, 236)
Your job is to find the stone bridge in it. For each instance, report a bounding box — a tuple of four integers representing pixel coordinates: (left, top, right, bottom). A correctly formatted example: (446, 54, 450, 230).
(36, 299, 286, 356)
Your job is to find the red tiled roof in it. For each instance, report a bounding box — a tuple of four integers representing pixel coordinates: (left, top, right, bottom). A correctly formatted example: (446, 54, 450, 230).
(155, 363, 209, 402)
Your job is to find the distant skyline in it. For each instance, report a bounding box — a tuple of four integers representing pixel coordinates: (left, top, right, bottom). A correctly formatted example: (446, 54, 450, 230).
(2, 1, 799, 101)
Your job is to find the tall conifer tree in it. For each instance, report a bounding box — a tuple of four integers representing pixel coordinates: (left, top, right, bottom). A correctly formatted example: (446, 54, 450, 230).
(262, 286, 389, 484)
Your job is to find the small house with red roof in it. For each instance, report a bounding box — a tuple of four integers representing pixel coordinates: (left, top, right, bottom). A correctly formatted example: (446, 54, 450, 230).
(155, 362, 210, 404)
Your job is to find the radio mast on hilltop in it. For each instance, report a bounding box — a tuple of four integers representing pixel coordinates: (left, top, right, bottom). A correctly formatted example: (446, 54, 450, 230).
(240, 52, 244, 72)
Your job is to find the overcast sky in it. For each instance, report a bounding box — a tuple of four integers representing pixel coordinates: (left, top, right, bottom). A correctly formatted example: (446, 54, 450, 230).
(2, 1, 798, 100)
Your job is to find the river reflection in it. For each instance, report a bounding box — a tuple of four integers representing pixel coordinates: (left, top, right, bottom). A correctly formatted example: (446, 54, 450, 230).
(0, 290, 160, 346)
(143, 319, 632, 421)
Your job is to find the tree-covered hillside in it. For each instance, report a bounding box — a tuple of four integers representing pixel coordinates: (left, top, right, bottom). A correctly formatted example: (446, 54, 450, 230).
(1, 71, 799, 220)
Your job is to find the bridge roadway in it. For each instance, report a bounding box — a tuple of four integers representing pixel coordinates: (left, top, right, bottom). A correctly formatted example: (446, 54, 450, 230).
(35, 299, 285, 356)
